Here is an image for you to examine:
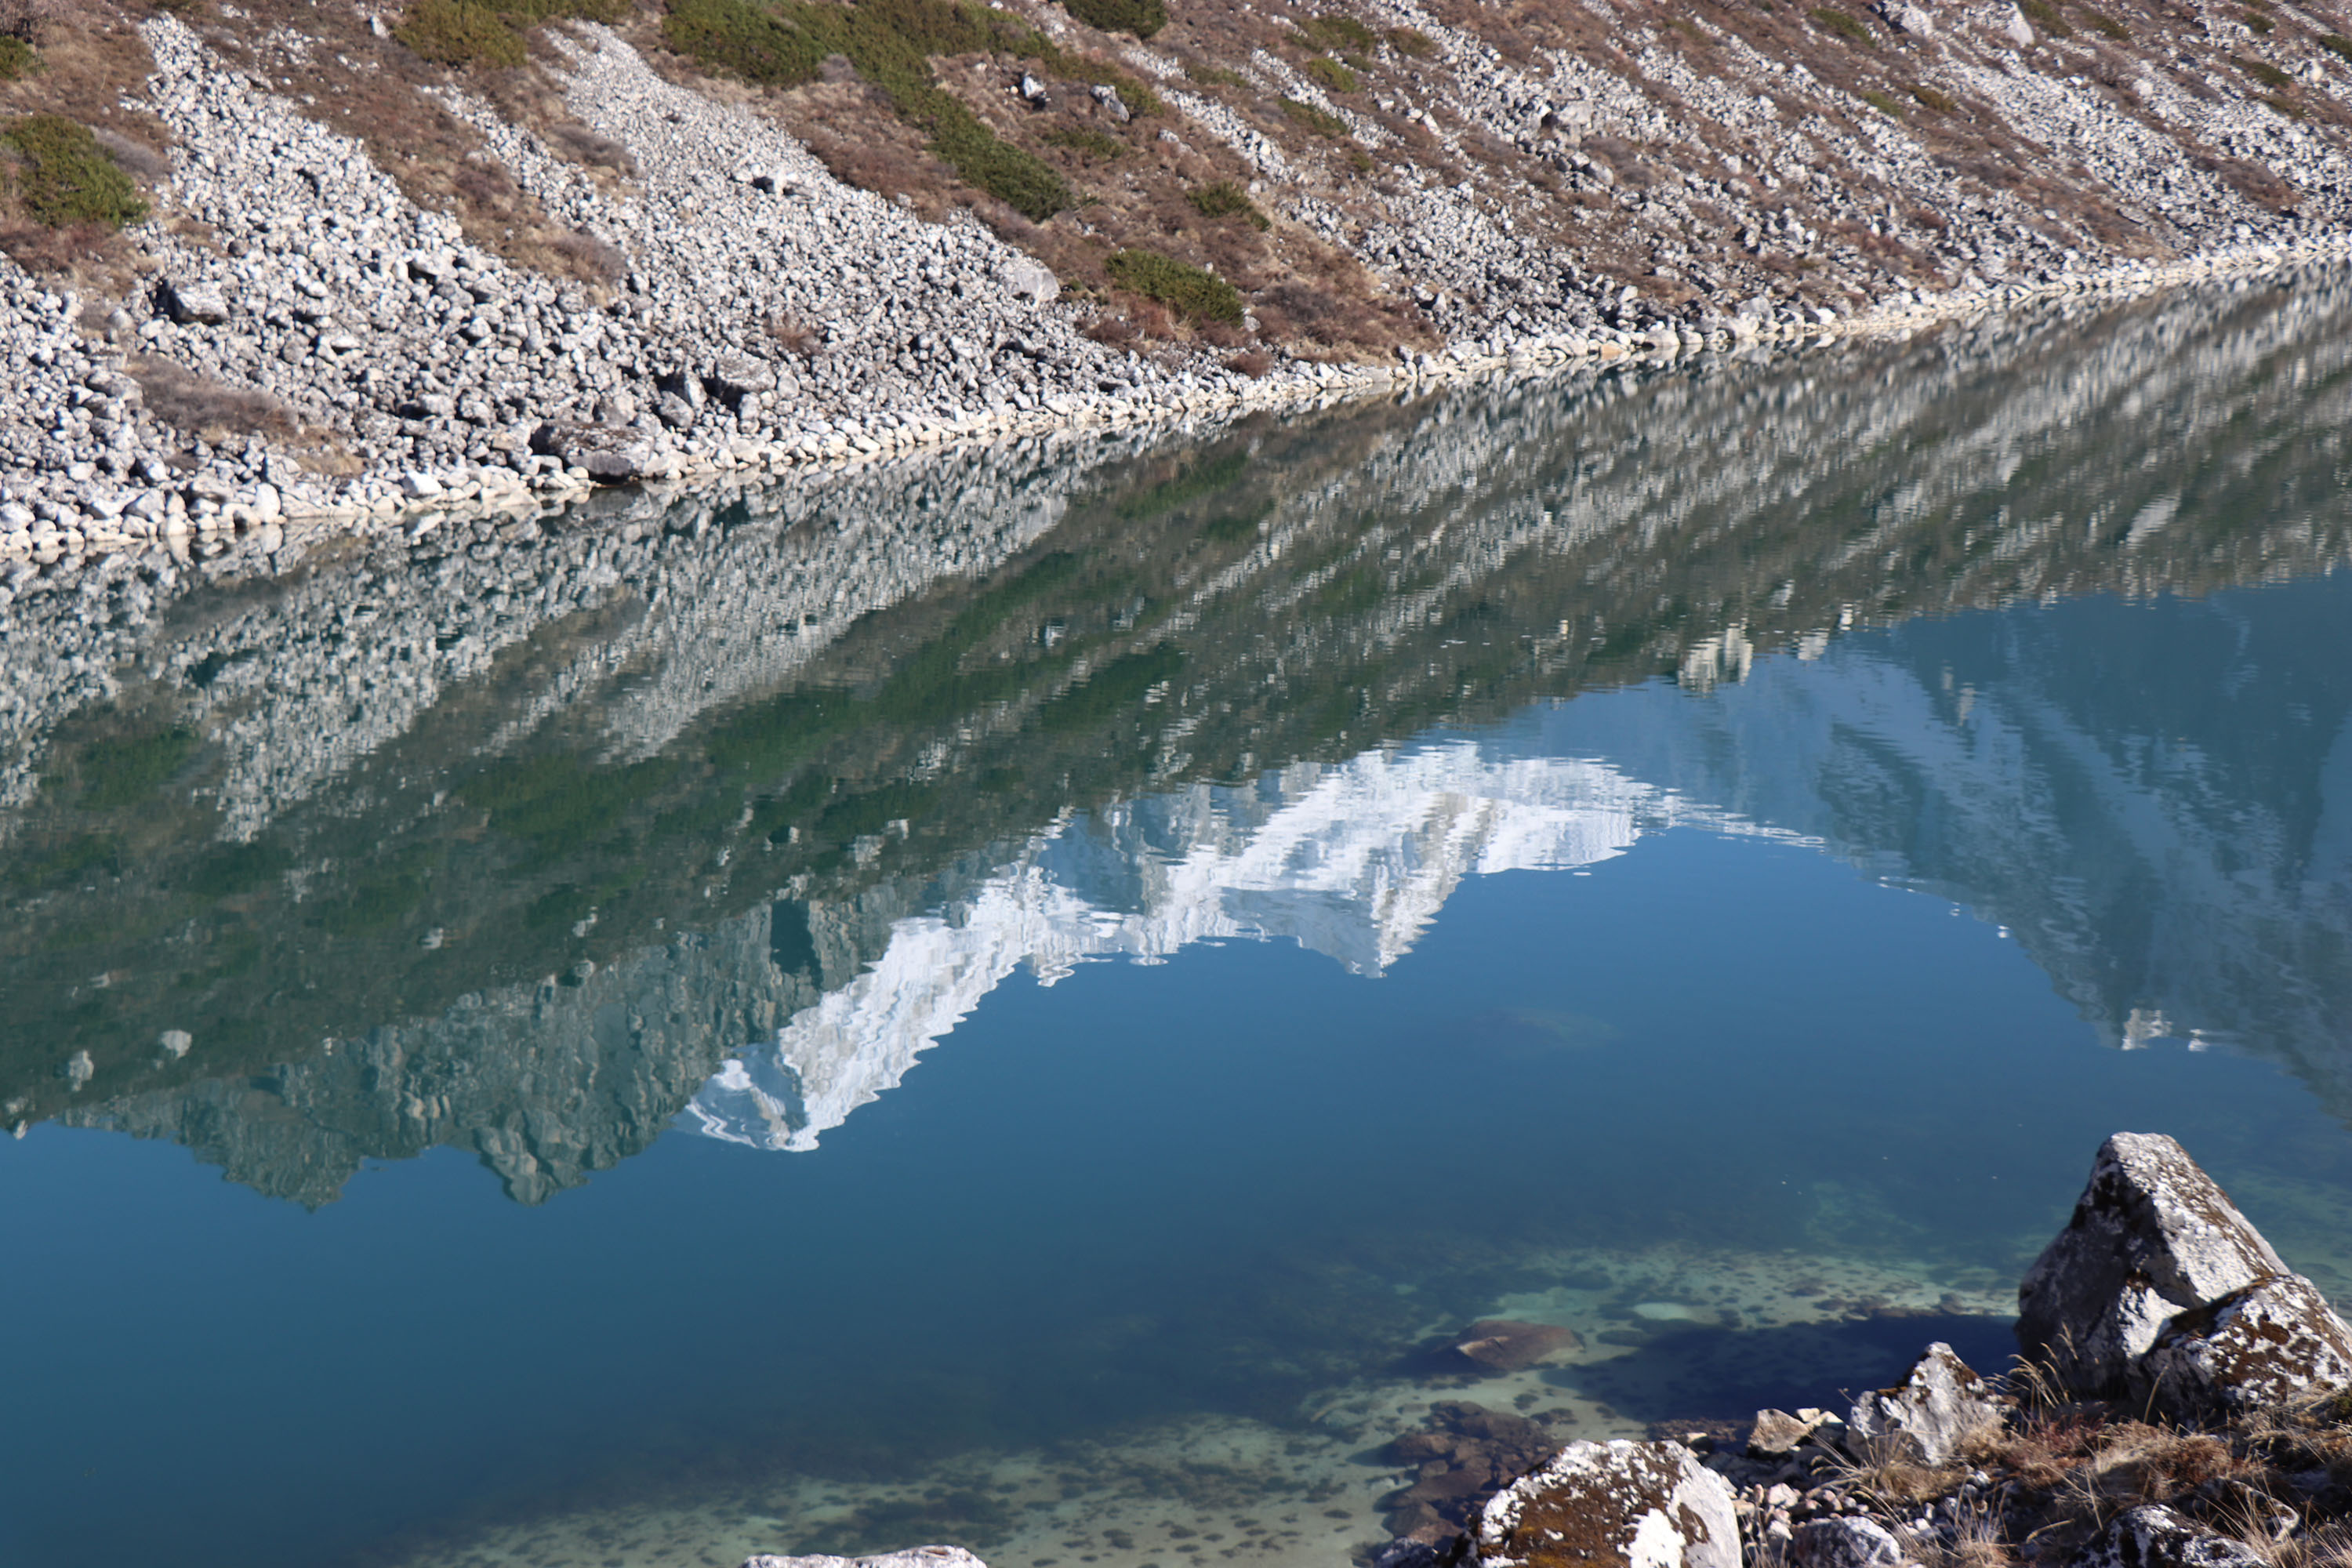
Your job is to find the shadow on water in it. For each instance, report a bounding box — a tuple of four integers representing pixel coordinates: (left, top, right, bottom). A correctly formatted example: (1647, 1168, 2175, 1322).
(1550, 1312, 2021, 1425)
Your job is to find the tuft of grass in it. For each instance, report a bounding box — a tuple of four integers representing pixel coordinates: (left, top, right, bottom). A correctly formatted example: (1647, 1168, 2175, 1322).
(2238, 54, 2293, 89)
(1105, 247, 1243, 323)
(1186, 178, 1269, 229)
(1279, 96, 1350, 138)
(2242, 7, 2274, 31)
(1385, 25, 1436, 56)
(1298, 13, 1378, 51)
(0, 34, 37, 78)
(2019, 0, 2072, 38)
(1059, 0, 1165, 37)
(1303, 56, 1360, 93)
(396, 0, 624, 69)
(1185, 60, 1244, 85)
(663, 0, 1075, 219)
(2086, 9, 2128, 38)
(1860, 89, 1902, 115)
(1809, 5, 1874, 43)
(0, 114, 147, 230)
(1911, 82, 1958, 112)
(2256, 91, 2303, 117)
(1044, 125, 1126, 162)
(2324, 32, 2352, 63)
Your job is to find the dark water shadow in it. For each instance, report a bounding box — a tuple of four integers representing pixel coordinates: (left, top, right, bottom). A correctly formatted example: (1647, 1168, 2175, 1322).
(1547, 1311, 2018, 1424)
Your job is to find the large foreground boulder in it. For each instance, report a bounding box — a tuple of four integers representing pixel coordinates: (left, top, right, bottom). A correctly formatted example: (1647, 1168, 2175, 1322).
(2017, 1133, 2288, 1397)
(1846, 1341, 2005, 1465)
(1474, 1439, 1737, 1568)
(2018, 1132, 2352, 1416)
(2140, 1272, 2352, 1417)
(746, 1552, 986, 1568)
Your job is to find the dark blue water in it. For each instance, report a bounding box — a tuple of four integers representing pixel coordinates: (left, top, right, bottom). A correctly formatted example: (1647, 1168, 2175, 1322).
(8, 279, 2352, 1568)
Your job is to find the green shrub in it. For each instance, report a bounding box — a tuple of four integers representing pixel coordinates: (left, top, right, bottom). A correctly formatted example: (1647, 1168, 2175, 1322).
(0, 36, 38, 80)
(1044, 125, 1126, 161)
(1860, 89, 1901, 115)
(2238, 53, 2292, 88)
(2017, 0, 2071, 38)
(398, 0, 623, 68)
(664, 0, 1073, 219)
(1100, 69, 1160, 115)
(1279, 96, 1349, 137)
(2256, 90, 2303, 117)
(0, 115, 148, 229)
(1105, 248, 1243, 323)
(1385, 26, 1436, 56)
(1185, 178, 1269, 228)
(1304, 56, 1359, 93)
(1298, 13, 1377, 51)
(1911, 82, 1957, 112)
(2325, 32, 2352, 61)
(2242, 8, 2273, 31)
(1808, 5, 1873, 43)
(1061, 0, 1164, 36)
(662, 0, 826, 84)
(2086, 9, 2127, 38)
(1186, 60, 1243, 85)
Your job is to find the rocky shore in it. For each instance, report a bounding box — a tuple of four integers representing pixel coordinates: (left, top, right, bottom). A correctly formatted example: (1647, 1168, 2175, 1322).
(741, 1134, 2352, 1568)
(7, 0, 2352, 568)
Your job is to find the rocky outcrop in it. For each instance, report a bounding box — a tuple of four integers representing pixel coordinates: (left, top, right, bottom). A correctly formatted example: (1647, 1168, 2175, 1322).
(2073, 1505, 2271, 1568)
(1788, 1516, 1904, 1568)
(1846, 1342, 2006, 1466)
(2013, 1133, 2343, 1401)
(1473, 1439, 1738, 1568)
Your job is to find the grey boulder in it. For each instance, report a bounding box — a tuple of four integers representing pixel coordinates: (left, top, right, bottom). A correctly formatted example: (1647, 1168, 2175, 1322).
(2073, 1505, 2270, 1568)
(2140, 1272, 2352, 1417)
(998, 258, 1060, 307)
(531, 421, 659, 482)
(1789, 1517, 1903, 1568)
(1475, 1439, 1737, 1568)
(1847, 1341, 2005, 1465)
(2017, 1133, 2286, 1397)
(159, 277, 230, 325)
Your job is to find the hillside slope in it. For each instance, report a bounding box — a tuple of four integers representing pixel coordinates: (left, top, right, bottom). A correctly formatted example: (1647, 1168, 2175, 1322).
(0, 0, 2346, 558)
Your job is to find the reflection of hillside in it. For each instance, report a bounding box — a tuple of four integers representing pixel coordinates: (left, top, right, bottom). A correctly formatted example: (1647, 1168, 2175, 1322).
(10, 274, 2352, 1199)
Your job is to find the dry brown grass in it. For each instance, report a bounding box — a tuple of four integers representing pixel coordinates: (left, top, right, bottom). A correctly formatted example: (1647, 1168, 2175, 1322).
(129, 354, 297, 441)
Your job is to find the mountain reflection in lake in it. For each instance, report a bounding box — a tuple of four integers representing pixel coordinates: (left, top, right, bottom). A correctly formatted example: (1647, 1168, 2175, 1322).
(7, 274, 2352, 1568)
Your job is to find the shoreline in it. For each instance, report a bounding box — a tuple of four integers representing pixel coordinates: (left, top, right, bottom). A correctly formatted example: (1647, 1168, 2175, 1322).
(9, 232, 2348, 581)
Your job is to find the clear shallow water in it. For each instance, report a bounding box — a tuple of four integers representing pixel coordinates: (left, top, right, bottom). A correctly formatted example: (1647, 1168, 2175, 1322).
(8, 278, 2352, 1568)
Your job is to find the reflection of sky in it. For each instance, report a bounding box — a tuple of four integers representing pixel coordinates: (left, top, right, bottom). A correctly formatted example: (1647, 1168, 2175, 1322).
(691, 572, 2352, 1154)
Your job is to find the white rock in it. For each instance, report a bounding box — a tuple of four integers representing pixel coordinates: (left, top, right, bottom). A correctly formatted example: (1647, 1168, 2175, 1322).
(1475, 1439, 1737, 1568)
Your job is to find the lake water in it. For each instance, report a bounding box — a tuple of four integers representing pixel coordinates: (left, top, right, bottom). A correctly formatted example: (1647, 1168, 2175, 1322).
(9, 274, 2352, 1568)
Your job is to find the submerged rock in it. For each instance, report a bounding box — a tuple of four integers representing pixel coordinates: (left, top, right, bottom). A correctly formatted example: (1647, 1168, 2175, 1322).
(1384, 1401, 1560, 1544)
(2016, 1132, 2288, 1398)
(1846, 1341, 2005, 1465)
(1456, 1318, 1581, 1371)
(744, 1551, 988, 1568)
(1475, 1439, 1737, 1568)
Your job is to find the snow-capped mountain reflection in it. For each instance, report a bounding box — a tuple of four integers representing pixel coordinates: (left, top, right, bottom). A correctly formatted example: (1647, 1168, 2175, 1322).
(684, 742, 1807, 1150)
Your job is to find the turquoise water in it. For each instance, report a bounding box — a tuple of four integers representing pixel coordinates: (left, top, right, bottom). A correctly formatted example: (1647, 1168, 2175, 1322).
(7, 278, 2352, 1568)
